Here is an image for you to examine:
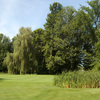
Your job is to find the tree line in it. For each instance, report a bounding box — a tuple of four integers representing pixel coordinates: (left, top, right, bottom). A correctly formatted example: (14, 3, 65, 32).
(0, 0, 100, 74)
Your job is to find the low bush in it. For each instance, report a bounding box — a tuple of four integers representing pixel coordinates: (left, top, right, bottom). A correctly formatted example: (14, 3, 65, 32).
(54, 71, 100, 88)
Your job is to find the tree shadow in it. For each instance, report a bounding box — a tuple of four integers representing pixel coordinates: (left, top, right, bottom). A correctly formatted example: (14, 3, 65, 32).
(0, 78, 5, 82)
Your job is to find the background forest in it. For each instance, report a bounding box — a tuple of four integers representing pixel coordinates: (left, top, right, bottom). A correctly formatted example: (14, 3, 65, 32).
(0, 0, 100, 74)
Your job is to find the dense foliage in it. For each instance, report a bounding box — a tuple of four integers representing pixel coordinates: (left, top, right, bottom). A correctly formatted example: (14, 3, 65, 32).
(1, 0, 100, 74)
(54, 71, 100, 88)
(0, 34, 12, 72)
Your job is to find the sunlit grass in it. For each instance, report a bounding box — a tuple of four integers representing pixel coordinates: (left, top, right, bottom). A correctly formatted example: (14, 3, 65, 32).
(0, 74, 100, 100)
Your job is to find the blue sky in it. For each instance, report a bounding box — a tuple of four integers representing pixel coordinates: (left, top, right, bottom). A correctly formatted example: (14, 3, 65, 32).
(0, 0, 90, 39)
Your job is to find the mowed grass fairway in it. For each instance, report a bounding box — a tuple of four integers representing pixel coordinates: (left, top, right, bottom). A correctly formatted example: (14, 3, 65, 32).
(0, 74, 100, 100)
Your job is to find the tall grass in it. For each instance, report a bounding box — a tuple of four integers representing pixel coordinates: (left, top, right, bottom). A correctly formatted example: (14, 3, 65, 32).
(54, 71, 100, 88)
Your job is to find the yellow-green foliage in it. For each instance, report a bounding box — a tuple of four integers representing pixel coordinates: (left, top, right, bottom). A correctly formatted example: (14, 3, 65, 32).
(54, 71, 100, 88)
(4, 27, 34, 74)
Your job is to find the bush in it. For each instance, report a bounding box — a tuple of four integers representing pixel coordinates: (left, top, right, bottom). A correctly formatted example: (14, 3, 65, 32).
(54, 71, 100, 88)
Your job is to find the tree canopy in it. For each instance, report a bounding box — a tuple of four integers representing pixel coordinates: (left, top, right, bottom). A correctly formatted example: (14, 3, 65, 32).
(2, 0, 100, 74)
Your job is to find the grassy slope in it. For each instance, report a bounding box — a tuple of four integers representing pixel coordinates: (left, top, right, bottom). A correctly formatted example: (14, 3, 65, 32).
(0, 74, 100, 100)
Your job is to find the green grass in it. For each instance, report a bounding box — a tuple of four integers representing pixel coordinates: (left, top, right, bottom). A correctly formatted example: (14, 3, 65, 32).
(0, 74, 100, 100)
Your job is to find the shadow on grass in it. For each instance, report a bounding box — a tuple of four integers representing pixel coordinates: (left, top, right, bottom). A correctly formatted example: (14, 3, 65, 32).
(0, 78, 6, 82)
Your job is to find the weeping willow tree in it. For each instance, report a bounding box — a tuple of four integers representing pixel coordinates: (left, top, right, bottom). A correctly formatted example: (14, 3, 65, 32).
(4, 27, 34, 74)
(3, 53, 15, 74)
